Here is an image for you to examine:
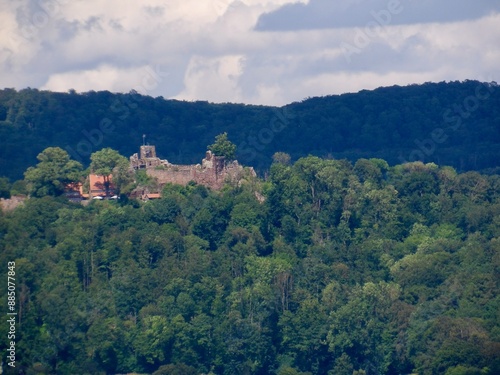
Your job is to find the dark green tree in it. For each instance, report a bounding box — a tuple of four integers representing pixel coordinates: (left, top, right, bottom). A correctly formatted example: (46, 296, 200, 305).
(208, 132, 236, 161)
(24, 147, 83, 197)
(0, 177, 10, 198)
(10, 179, 28, 196)
(273, 152, 292, 165)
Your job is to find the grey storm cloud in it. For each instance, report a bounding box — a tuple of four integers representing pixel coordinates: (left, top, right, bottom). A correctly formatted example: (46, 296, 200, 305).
(255, 0, 500, 31)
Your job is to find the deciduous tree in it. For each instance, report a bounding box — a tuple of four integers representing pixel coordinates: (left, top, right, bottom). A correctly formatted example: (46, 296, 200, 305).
(90, 148, 131, 196)
(24, 147, 83, 197)
(208, 132, 236, 161)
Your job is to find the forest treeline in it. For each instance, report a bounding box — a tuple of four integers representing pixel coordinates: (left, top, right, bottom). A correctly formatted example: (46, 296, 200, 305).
(0, 80, 499, 182)
(1, 153, 499, 374)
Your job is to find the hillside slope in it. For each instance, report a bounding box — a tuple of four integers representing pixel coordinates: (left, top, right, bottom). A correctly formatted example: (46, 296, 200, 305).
(1, 157, 499, 374)
(0, 80, 499, 180)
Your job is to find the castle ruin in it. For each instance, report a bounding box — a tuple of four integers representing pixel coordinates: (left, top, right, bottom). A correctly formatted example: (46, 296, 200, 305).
(130, 145, 255, 191)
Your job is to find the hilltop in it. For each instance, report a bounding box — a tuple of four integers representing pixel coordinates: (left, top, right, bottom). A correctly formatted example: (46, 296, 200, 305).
(0, 80, 499, 181)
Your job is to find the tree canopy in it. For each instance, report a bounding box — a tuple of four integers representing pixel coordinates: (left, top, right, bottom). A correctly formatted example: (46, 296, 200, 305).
(24, 147, 83, 197)
(208, 132, 237, 161)
(90, 147, 132, 195)
(1, 154, 499, 374)
(90, 147, 128, 177)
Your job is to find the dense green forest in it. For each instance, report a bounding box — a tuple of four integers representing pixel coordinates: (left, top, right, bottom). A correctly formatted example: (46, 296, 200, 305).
(1, 150, 499, 374)
(1, 80, 499, 182)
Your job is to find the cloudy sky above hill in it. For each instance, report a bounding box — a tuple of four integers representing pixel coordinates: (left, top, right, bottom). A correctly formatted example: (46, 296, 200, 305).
(1, 0, 499, 106)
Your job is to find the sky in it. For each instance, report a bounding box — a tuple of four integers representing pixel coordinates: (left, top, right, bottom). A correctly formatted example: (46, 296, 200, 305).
(1, 0, 499, 106)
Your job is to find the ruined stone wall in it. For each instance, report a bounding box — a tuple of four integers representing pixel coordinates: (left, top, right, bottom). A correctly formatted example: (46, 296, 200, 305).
(146, 163, 227, 190)
(145, 162, 252, 190)
(147, 165, 199, 186)
(131, 147, 255, 190)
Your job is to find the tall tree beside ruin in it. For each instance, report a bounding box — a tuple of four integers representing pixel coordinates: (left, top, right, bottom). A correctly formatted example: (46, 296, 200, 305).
(90, 148, 131, 196)
(24, 147, 83, 197)
(208, 132, 236, 161)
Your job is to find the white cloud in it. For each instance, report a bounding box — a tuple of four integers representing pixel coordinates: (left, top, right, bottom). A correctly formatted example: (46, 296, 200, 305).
(0, 0, 499, 105)
(174, 55, 245, 103)
(41, 64, 170, 94)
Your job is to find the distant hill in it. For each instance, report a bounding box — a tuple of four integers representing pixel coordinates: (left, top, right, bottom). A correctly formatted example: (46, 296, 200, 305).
(0, 80, 499, 180)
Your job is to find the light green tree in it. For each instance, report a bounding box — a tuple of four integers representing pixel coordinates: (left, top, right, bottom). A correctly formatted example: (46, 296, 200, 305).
(90, 148, 132, 196)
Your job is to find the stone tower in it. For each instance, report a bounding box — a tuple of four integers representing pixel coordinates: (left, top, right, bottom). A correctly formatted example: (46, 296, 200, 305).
(140, 145, 157, 159)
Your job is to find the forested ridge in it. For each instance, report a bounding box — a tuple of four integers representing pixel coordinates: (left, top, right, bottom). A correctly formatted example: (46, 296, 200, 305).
(1, 80, 499, 182)
(1, 154, 499, 374)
